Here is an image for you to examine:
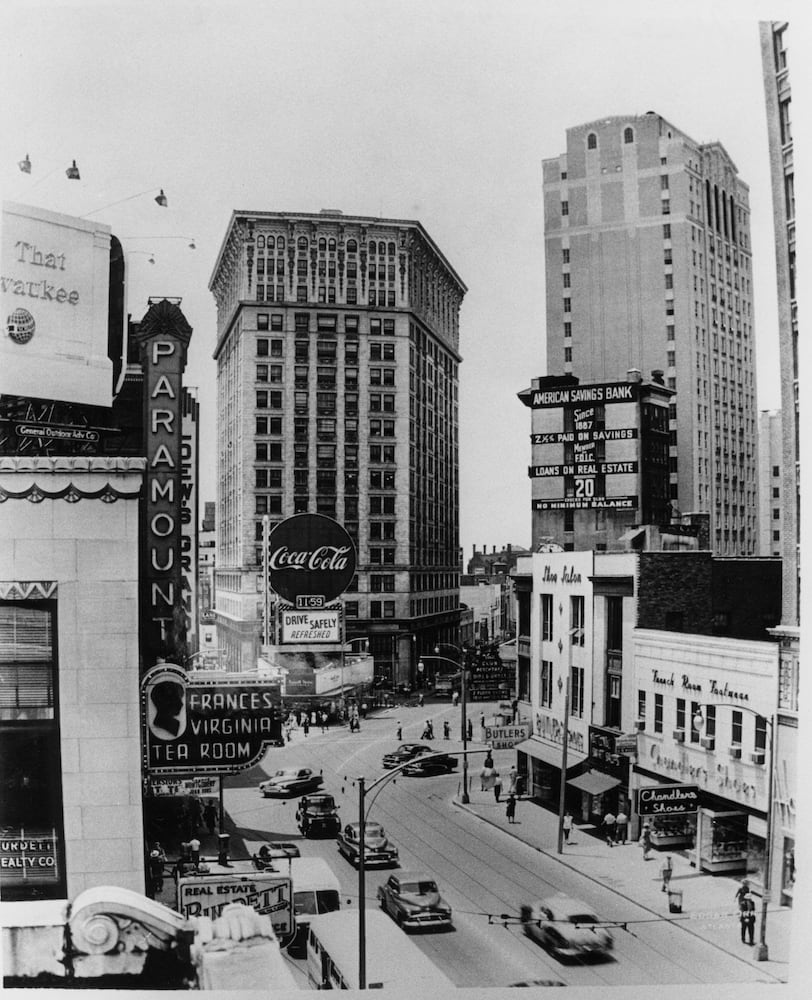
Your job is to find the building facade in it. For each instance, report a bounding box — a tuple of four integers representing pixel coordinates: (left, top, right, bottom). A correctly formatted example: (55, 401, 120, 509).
(543, 113, 759, 555)
(760, 19, 799, 908)
(209, 211, 466, 682)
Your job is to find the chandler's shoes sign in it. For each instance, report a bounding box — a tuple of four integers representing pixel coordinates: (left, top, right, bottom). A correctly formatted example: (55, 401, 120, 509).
(142, 663, 282, 774)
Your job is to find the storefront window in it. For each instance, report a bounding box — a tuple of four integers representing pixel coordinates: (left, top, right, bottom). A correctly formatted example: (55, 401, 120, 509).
(0, 598, 66, 900)
(782, 838, 796, 904)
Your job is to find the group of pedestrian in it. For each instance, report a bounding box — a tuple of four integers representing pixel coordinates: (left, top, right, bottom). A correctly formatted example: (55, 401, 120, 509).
(421, 719, 434, 740)
(736, 880, 757, 945)
(601, 809, 629, 846)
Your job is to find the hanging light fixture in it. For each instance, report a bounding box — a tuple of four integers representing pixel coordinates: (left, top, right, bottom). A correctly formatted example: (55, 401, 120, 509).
(82, 188, 169, 219)
(65, 159, 81, 180)
(18, 154, 32, 174)
(154, 189, 168, 207)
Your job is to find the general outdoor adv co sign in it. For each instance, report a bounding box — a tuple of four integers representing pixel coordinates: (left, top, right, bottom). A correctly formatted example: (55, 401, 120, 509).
(269, 513, 356, 608)
(142, 663, 282, 774)
(638, 783, 699, 816)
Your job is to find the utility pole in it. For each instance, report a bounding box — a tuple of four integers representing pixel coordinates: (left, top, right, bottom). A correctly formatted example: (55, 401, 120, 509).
(461, 652, 469, 804)
(358, 775, 366, 989)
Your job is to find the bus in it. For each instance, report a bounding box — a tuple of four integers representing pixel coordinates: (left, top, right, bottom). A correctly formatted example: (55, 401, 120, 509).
(306, 910, 455, 990)
(285, 857, 342, 954)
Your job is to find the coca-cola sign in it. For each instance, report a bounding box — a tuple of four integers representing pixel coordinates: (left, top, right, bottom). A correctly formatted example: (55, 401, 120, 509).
(268, 514, 357, 604)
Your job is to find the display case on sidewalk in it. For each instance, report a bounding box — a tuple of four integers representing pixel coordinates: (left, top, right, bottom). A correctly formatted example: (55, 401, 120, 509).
(649, 813, 696, 848)
(696, 808, 748, 873)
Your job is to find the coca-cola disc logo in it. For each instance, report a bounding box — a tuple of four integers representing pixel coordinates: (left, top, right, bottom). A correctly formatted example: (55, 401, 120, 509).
(268, 514, 357, 604)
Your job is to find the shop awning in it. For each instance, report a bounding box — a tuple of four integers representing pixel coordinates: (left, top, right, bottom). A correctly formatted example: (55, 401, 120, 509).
(514, 738, 587, 771)
(567, 770, 621, 796)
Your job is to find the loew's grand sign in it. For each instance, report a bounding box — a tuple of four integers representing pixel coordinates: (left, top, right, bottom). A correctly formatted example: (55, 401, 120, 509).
(142, 663, 282, 775)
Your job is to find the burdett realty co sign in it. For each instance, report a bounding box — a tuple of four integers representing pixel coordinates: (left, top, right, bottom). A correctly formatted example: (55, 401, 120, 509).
(268, 513, 356, 606)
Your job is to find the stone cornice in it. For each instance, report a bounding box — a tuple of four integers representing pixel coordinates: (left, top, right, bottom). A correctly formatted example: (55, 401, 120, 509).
(0, 457, 147, 473)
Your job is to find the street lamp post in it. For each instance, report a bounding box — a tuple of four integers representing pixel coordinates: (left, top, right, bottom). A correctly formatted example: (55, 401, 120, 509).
(418, 650, 470, 803)
(694, 706, 775, 962)
(354, 747, 489, 988)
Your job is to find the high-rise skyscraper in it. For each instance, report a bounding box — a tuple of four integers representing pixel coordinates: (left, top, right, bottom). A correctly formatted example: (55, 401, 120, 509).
(209, 210, 466, 679)
(543, 113, 759, 555)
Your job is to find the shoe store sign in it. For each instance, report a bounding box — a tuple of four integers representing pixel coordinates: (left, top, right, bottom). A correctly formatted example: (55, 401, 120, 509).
(638, 784, 699, 816)
(142, 663, 282, 774)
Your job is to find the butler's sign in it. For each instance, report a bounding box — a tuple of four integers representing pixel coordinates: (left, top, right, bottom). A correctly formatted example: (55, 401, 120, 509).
(142, 663, 282, 775)
(268, 514, 356, 605)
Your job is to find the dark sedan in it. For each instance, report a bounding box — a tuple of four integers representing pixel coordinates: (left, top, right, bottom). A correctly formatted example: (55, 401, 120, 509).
(401, 754, 457, 777)
(381, 743, 432, 769)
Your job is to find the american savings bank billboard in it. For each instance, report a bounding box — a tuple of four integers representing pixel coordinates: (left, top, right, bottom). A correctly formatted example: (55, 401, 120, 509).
(528, 380, 640, 511)
(269, 514, 356, 644)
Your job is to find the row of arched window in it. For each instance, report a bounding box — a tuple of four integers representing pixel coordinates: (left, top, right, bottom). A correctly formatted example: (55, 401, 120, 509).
(254, 235, 396, 255)
(586, 126, 635, 149)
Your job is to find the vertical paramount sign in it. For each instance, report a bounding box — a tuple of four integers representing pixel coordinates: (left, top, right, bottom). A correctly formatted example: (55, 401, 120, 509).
(133, 300, 193, 666)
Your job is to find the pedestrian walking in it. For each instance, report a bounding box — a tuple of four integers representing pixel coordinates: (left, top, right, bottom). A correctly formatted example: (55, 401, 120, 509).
(452, 691, 459, 707)
(418, 692, 424, 708)
(148, 849, 165, 897)
(480, 712, 485, 729)
(396, 721, 402, 740)
(361, 702, 368, 719)
(660, 853, 674, 892)
(640, 821, 652, 860)
(563, 811, 573, 843)
(320, 711, 328, 733)
(615, 810, 628, 844)
(506, 794, 517, 824)
(443, 720, 450, 740)
(602, 810, 617, 847)
(189, 836, 201, 866)
(493, 771, 502, 803)
(303, 716, 310, 736)
(508, 765, 518, 795)
(203, 802, 218, 836)
(466, 718, 473, 741)
(739, 891, 756, 944)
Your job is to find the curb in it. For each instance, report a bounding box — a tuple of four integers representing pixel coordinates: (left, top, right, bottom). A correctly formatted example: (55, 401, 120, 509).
(451, 796, 785, 984)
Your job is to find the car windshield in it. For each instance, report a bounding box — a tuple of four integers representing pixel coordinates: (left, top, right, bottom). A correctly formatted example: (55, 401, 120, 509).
(365, 824, 384, 837)
(565, 912, 598, 924)
(309, 800, 335, 812)
(400, 881, 437, 895)
(273, 770, 294, 778)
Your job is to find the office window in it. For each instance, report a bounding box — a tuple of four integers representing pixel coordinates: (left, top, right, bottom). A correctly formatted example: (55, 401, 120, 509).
(541, 593, 553, 641)
(676, 698, 686, 731)
(755, 715, 767, 753)
(690, 701, 701, 743)
(540, 660, 553, 708)
(654, 693, 664, 733)
(570, 665, 584, 718)
(561, 201, 569, 216)
(637, 689, 646, 724)
(623, 126, 634, 143)
(564, 347, 572, 363)
(562, 248, 570, 263)
(570, 595, 584, 646)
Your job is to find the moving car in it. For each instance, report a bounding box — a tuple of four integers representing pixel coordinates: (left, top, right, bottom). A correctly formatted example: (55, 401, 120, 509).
(297, 792, 341, 838)
(253, 841, 301, 868)
(401, 754, 457, 777)
(259, 767, 323, 798)
(336, 822, 399, 868)
(521, 895, 613, 961)
(381, 743, 432, 769)
(377, 871, 453, 931)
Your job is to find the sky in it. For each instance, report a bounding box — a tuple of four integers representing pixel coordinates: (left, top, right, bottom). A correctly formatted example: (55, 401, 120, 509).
(2, 0, 807, 558)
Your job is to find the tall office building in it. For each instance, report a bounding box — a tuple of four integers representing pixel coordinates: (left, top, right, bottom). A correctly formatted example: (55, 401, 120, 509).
(209, 210, 466, 679)
(543, 113, 759, 555)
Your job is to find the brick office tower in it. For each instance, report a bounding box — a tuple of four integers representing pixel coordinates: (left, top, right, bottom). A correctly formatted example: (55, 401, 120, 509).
(209, 211, 466, 680)
(543, 113, 759, 555)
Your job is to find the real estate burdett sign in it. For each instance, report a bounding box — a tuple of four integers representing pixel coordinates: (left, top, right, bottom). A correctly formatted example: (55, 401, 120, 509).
(268, 514, 356, 604)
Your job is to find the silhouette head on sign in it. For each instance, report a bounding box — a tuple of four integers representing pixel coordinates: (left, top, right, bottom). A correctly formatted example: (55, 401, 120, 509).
(150, 680, 185, 738)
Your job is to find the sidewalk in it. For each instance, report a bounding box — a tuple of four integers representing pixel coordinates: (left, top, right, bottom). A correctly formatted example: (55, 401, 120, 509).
(452, 747, 792, 984)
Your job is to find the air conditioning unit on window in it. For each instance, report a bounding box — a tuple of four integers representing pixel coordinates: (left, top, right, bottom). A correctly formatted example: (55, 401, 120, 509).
(700, 736, 716, 750)
(728, 745, 742, 759)
(672, 729, 685, 743)
(636, 719, 646, 731)
(750, 751, 766, 765)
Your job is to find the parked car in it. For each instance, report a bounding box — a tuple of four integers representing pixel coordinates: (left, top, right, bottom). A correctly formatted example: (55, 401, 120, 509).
(377, 871, 453, 931)
(253, 842, 301, 868)
(509, 980, 566, 988)
(401, 754, 457, 777)
(336, 822, 399, 867)
(521, 895, 613, 961)
(296, 792, 341, 838)
(259, 767, 323, 798)
(381, 743, 432, 769)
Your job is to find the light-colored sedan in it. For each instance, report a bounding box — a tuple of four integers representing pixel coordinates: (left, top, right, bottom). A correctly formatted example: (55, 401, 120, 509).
(258, 767, 323, 798)
(336, 822, 399, 867)
(521, 895, 613, 961)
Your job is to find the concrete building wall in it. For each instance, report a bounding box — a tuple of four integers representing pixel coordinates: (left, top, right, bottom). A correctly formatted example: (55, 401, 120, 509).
(758, 409, 783, 556)
(0, 458, 146, 898)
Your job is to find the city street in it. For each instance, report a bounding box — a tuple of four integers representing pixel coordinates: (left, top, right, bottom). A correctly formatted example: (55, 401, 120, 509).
(221, 702, 782, 989)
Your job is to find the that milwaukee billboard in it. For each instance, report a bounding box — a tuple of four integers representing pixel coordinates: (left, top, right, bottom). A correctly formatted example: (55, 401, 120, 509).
(268, 514, 356, 605)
